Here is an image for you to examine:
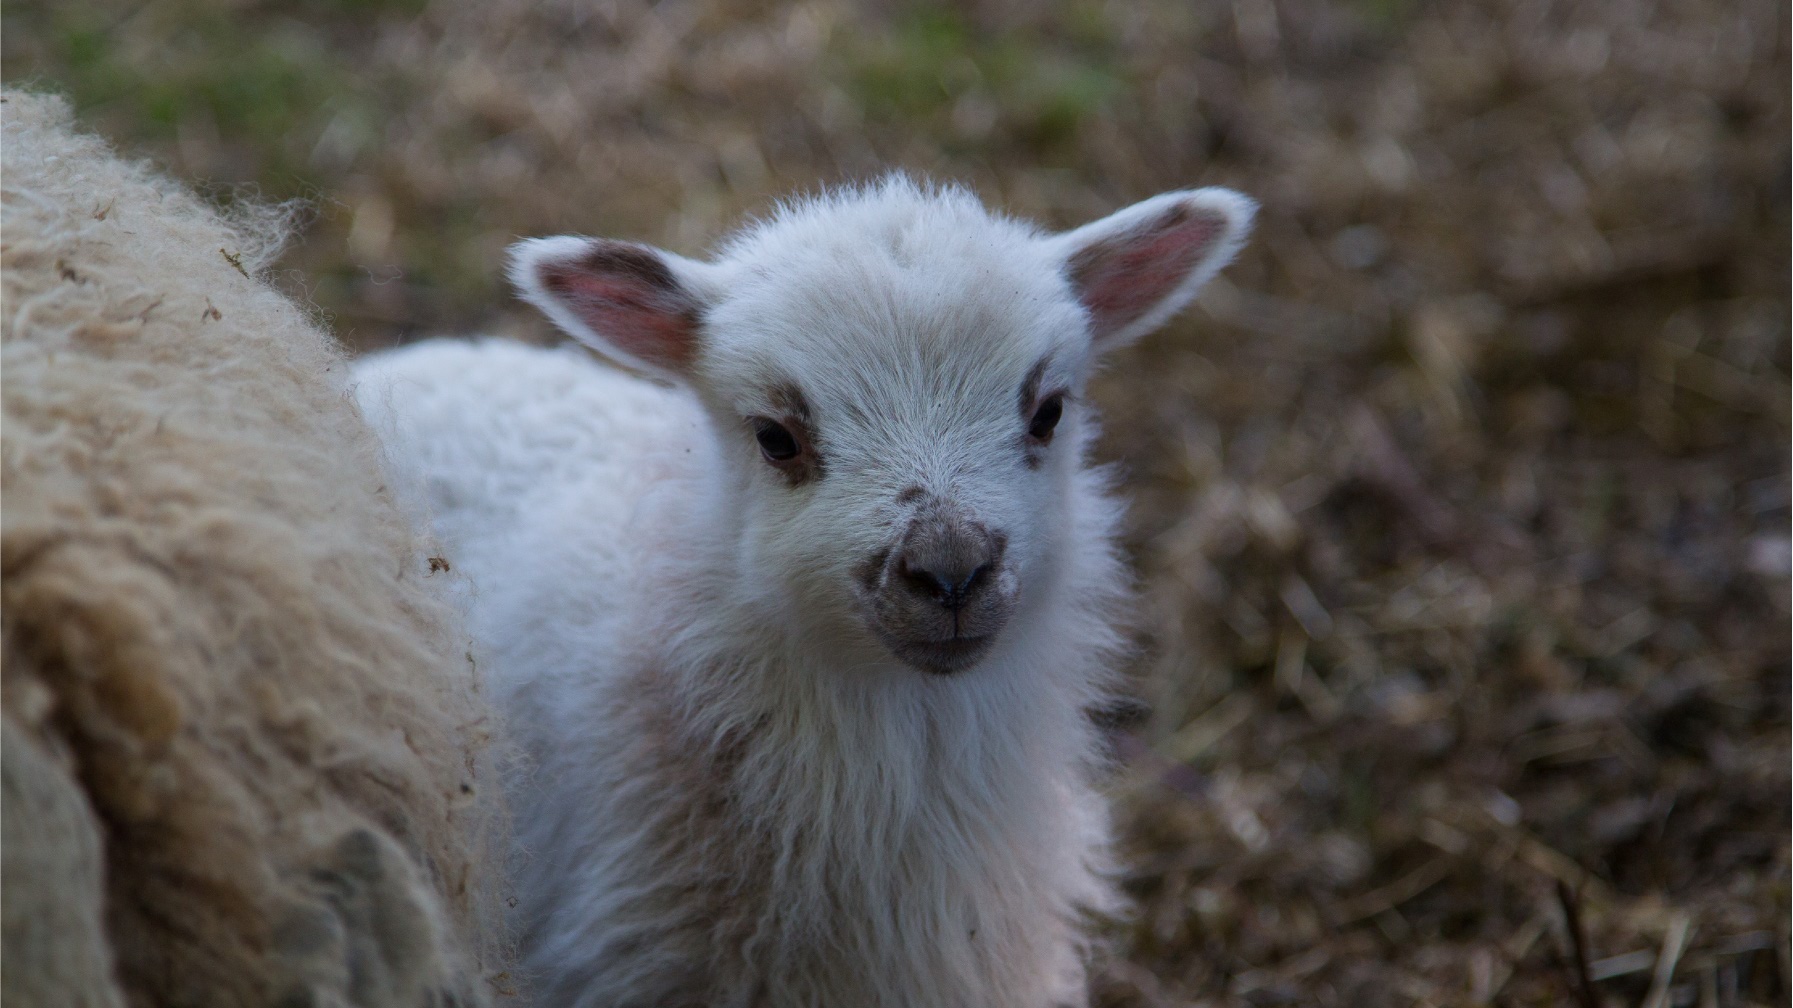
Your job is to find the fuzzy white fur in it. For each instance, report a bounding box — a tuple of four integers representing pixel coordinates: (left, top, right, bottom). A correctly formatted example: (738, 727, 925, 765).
(356, 177, 1253, 1007)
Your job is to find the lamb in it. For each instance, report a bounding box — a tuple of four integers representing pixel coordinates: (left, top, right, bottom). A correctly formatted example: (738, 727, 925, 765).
(1, 90, 505, 1006)
(354, 176, 1253, 1006)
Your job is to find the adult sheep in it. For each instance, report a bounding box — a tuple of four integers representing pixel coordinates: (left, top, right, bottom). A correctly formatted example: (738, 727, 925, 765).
(1, 91, 506, 1007)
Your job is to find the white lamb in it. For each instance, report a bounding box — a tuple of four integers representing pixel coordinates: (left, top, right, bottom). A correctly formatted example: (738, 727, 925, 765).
(354, 177, 1253, 1007)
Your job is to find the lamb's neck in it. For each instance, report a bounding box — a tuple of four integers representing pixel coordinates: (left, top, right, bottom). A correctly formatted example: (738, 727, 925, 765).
(634, 486, 1110, 830)
(648, 598, 1091, 821)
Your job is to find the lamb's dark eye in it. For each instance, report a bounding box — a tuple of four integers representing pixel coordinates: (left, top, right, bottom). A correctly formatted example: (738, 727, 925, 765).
(1028, 395, 1064, 441)
(755, 420, 801, 462)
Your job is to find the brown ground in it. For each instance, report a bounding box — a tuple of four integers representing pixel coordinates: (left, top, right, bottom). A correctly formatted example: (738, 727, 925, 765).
(7, 0, 1788, 1004)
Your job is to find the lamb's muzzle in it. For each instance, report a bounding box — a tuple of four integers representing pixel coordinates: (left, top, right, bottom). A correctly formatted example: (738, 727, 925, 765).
(861, 493, 1016, 674)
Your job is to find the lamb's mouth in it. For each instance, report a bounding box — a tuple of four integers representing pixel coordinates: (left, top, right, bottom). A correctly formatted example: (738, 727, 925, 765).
(879, 632, 997, 676)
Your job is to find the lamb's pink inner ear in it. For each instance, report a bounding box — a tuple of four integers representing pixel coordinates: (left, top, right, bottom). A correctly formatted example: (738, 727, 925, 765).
(1067, 204, 1227, 344)
(536, 241, 702, 374)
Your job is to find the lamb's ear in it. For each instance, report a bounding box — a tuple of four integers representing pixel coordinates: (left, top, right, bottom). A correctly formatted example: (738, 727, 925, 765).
(507, 236, 717, 381)
(1050, 188, 1255, 351)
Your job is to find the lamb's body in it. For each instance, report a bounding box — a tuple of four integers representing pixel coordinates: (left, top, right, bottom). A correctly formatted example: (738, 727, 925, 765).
(360, 337, 1124, 1007)
(356, 340, 693, 575)
(357, 179, 1252, 1006)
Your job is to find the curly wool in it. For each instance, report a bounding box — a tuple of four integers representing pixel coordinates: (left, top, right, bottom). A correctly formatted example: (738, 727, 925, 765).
(0, 91, 506, 1007)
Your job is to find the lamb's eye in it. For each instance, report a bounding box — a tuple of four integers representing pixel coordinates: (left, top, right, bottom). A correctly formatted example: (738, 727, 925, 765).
(754, 420, 801, 462)
(1028, 395, 1064, 441)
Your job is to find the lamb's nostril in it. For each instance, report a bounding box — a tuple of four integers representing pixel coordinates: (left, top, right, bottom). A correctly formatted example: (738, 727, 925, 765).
(952, 564, 987, 599)
(896, 556, 988, 611)
(897, 557, 951, 601)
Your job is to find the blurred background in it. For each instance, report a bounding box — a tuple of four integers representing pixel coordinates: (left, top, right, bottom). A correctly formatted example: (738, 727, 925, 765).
(6, 0, 1787, 1003)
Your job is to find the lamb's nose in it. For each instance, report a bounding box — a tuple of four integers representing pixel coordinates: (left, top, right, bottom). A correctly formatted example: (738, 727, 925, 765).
(897, 556, 989, 611)
(893, 501, 1006, 614)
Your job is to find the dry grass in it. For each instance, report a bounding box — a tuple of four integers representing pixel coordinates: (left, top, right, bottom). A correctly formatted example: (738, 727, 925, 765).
(6, 0, 1787, 1003)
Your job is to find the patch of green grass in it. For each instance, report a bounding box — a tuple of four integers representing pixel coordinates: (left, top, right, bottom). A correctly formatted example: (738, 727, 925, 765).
(7, 1, 383, 194)
(841, 2, 1124, 154)
(1354, 0, 1415, 31)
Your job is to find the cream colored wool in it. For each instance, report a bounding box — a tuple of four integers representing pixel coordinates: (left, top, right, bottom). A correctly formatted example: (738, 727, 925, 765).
(0, 91, 505, 1006)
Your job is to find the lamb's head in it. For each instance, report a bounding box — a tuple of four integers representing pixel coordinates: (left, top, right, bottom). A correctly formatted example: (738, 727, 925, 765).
(509, 179, 1253, 675)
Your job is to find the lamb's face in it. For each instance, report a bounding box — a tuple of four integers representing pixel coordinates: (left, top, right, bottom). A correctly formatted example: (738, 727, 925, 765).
(509, 178, 1254, 674)
(690, 252, 1093, 674)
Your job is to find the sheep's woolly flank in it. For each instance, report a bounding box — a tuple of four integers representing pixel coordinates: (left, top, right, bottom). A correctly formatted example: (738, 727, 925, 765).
(360, 175, 1252, 1007)
(0, 91, 506, 1007)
